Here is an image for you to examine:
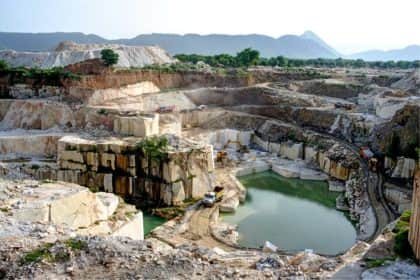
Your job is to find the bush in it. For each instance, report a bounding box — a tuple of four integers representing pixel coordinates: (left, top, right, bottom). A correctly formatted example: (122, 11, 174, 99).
(0, 60, 9, 72)
(393, 210, 415, 259)
(394, 229, 414, 258)
(101, 49, 119, 66)
(136, 136, 169, 162)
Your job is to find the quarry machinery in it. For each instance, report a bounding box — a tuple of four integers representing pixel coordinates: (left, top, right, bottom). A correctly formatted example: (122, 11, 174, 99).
(202, 186, 224, 207)
(360, 146, 379, 172)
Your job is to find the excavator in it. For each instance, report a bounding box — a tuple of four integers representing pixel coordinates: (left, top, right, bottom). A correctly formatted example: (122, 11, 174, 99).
(216, 140, 248, 166)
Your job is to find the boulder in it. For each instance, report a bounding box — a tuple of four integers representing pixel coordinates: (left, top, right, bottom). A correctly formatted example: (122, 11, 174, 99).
(262, 241, 278, 253)
(329, 180, 345, 192)
(112, 212, 144, 240)
(272, 165, 300, 178)
(299, 169, 328, 181)
(289, 252, 327, 273)
(96, 192, 119, 217)
(220, 197, 239, 213)
(49, 188, 108, 228)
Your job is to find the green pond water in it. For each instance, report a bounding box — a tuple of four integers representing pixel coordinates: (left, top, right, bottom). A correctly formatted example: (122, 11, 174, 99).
(143, 213, 166, 236)
(223, 171, 357, 255)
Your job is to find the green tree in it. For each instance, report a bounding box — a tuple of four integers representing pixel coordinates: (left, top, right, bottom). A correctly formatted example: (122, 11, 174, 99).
(100, 49, 119, 66)
(0, 60, 9, 72)
(235, 48, 260, 67)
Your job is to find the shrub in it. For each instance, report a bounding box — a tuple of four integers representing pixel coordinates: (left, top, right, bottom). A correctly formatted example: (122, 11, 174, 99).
(136, 136, 169, 162)
(0, 60, 9, 72)
(65, 238, 87, 250)
(393, 210, 415, 259)
(21, 243, 54, 264)
(394, 229, 414, 258)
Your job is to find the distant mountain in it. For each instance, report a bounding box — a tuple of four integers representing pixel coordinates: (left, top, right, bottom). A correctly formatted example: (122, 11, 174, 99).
(0, 32, 107, 52)
(300, 30, 341, 57)
(113, 33, 338, 59)
(0, 31, 339, 59)
(348, 45, 420, 61)
(2, 31, 418, 61)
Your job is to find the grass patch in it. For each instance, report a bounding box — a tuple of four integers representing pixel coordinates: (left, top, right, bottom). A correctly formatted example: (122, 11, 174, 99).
(366, 257, 396, 268)
(65, 238, 87, 251)
(21, 243, 54, 264)
(21, 239, 87, 264)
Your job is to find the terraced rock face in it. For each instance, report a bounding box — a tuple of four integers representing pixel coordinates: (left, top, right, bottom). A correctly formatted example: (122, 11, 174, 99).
(0, 41, 176, 68)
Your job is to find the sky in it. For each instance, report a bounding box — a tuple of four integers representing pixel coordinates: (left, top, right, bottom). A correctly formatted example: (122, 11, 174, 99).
(0, 0, 419, 54)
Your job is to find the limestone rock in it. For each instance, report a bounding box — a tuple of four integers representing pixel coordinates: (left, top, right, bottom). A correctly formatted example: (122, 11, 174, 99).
(0, 42, 176, 68)
(96, 192, 119, 217)
(272, 165, 300, 178)
(262, 241, 278, 253)
(220, 197, 239, 213)
(329, 180, 345, 192)
(392, 157, 416, 179)
(280, 142, 303, 160)
(112, 212, 144, 240)
(289, 252, 327, 273)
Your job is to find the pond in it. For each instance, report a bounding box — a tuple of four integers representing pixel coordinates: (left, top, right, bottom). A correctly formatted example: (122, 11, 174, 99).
(223, 171, 356, 255)
(143, 213, 166, 236)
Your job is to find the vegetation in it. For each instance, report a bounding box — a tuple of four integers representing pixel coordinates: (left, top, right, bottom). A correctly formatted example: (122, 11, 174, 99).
(366, 257, 396, 268)
(21, 238, 87, 264)
(64, 238, 87, 250)
(0, 60, 80, 86)
(21, 243, 54, 263)
(136, 136, 169, 162)
(392, 210, 415, 259)
(100, 49, 119, 66)
(175, 48, 420, 69)
(140, 62, 200, 73)
(403, 137, 420, 159)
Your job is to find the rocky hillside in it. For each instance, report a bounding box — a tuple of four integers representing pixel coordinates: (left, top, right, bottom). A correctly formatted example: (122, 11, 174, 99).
(0, 41, 176, 68)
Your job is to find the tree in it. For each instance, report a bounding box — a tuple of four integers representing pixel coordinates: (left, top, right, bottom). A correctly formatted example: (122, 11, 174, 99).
(100, 49, 119, 66)
(0, 60, 9, 72)
(235, 48, 260, 67)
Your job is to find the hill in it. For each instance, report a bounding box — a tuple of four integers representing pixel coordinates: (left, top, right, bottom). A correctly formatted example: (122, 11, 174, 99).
(348, 45, 420, 61)
(0, 31, 338, 59)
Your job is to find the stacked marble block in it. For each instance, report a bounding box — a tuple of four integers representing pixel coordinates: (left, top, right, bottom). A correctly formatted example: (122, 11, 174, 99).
(254, 135, 354, 181)
(56, 135, 214, 206)
(113, 114, 159, 137)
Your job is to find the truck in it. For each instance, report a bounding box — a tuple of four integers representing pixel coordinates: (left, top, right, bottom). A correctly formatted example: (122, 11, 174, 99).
(202, 186, 224, 207)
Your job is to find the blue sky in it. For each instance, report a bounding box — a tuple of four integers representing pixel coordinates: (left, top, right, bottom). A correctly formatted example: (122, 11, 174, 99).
(1, 0, 419, 54)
